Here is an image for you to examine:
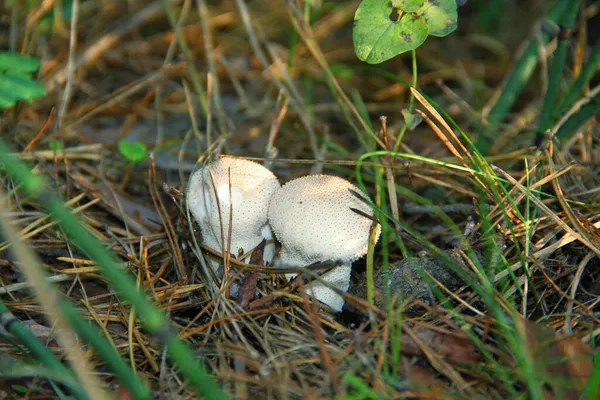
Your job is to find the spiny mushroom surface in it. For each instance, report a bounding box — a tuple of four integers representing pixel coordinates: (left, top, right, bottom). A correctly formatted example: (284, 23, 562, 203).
(187, 157, 280, 265)
(268, 174, 380, 311)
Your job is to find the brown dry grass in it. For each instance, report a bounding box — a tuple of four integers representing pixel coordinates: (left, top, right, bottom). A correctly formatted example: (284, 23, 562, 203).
(1, 0, 599, 399)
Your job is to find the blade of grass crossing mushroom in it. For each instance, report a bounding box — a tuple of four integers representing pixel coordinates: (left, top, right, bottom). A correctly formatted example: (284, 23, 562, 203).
(0, 139, 226, 399)
(0, 298, 88, 400)
(366, 166, 383, 305)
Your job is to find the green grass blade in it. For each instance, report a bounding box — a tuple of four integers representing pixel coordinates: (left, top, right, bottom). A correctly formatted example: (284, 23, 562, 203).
(536, 0, 580, 135)
(555, 90, 600, 141)
(556, 39, 600, 118)
(480, 0, 569, 151)
(60, 302, 150, 399)
(0, 357, 84, 398)
(579, 347, 600, 400)
(0, 139, 226, 400)
(0, 298, 88, 400)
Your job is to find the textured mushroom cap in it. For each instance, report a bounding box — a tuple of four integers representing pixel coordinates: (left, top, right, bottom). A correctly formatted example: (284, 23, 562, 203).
(187, 157, 280, 257)
(268, 174, 380, 266)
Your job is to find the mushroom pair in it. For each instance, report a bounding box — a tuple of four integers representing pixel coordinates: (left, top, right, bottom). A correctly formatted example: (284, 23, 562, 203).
(187, 157, 380, 311)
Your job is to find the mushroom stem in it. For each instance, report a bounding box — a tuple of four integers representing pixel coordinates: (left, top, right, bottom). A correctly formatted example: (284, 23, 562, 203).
(268, 174, 380, 312)
(304, 263, 351, 312)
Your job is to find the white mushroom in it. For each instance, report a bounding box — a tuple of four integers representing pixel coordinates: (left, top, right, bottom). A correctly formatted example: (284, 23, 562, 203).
(268, 174, 380, 312)
(187, 157, 280, 269)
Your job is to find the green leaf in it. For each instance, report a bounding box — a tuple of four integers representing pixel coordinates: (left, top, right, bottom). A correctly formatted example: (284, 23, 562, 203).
(48, 140, 64, 151)
(0, 74, 46, 101)
(354, 0, 428, 64)
(330, 63, 355, 80)
(0, 52, 41, 73)
(0, 355, 80, 391)
(11, 385, 29, 393)
(0, 76, 46, 111)
(394, 0, 424, 13)
(0, 92, 19, 108)
(118, 140, 148, 163)
(418, 0, 458, 37)
(402, 108, 423, 130)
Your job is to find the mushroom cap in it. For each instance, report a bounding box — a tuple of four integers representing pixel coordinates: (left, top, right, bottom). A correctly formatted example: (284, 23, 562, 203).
(268, 174, 380, 266)
(187, 157, 280, 257)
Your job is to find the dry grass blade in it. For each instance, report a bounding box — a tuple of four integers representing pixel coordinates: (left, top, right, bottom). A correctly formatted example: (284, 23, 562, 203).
(411, 88, 473, 163)
(44, 1, 164, 90)
(492, 164, 600, 258)
(234, 0, 324, 166)
(148, 155, 187, 281)
(3, 0, 599, 398)
(0, 189, 108, 400)
(495, 218, 600, 282)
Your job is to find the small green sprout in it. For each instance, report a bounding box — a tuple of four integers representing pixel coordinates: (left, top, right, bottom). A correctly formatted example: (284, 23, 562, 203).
(118, 140, 148, 164)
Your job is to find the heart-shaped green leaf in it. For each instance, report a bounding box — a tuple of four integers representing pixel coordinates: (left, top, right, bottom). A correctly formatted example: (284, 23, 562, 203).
(393, 0, 424, 13)
(354, 0, 428, 64)
(118, 140, 148, 163)
(418, 0, 457, 37)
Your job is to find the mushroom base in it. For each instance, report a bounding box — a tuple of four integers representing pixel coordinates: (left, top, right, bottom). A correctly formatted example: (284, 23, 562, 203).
(304, 263, 351, 312)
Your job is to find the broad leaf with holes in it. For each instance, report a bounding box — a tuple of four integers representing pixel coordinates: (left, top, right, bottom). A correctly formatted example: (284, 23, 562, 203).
(353, 0, 458, 64)
(353, 0, 428, 64)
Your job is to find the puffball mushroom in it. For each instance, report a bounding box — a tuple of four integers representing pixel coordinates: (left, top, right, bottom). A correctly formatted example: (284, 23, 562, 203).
(186, 157, 280, 267)
(268, 174, 380, 312)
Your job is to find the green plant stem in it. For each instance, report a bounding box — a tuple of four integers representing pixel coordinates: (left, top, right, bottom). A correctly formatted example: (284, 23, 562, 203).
(393, 49, 417, 151)
(0, 139, 225, 400)
(60, 302, 150, 400)
(556, 39, 600, 118)
(366, 166, 383, 305)
(579, 346, 600, 400)
(0, 299, 88, 400)
(480, 0, 569, 151)
(537, 0, 580, 135)
(555, 90, 600, 141)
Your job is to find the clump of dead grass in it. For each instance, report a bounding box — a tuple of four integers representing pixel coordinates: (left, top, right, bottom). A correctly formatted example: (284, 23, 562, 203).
(0, 1, 599, 399)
